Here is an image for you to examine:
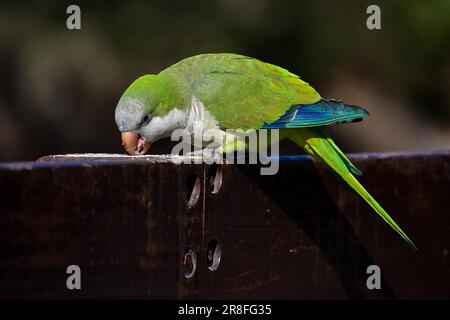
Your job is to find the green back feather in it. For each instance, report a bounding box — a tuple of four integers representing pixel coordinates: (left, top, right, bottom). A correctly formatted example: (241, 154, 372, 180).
(161, 53, 321, 129)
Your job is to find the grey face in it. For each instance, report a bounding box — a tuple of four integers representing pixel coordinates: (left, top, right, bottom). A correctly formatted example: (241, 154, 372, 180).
(115, 97, 151, 132)
(115, 93, 190, 148)
(115, 96, 153, 155)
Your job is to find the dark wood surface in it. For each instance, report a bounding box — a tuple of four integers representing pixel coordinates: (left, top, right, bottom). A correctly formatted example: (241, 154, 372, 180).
(0, 151, 449, 299)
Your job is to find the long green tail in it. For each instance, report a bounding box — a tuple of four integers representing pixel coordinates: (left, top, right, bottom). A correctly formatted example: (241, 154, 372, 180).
(285, 128, 417, 250)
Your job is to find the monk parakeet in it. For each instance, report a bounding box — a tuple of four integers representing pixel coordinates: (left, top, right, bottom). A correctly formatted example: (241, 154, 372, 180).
(115, 53, 416, 249)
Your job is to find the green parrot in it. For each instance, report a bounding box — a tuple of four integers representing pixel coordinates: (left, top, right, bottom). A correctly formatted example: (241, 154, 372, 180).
(115, 53, 416, 249)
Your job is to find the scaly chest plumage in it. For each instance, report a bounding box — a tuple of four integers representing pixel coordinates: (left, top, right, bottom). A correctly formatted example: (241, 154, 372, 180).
(140, 95, 232, 148)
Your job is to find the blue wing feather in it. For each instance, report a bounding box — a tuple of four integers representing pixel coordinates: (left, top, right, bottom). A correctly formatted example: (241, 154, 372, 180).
(262, 99, 369, 129)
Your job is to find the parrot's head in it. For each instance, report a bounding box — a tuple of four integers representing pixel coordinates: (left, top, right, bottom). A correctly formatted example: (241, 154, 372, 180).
(115, 74, 185, 155)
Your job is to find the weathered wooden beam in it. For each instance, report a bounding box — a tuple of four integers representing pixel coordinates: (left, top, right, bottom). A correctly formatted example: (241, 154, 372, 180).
(0, 151, 448, 299)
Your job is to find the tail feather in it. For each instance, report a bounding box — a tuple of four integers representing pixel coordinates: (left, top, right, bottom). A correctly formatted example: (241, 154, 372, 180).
(286, 128, 417, 250)
(322, 130, 363, 176)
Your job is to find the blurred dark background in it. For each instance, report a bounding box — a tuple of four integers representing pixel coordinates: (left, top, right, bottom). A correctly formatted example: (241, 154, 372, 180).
(0, 0, 449, 162)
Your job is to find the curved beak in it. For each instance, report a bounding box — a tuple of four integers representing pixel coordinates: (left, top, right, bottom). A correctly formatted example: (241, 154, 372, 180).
(121, 132, 151, 155)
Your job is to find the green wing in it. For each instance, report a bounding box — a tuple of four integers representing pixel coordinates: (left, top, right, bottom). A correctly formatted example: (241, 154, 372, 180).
(162, 53, 321, 130)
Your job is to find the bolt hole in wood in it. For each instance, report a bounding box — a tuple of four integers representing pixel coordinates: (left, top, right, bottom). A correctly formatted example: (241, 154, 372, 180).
(207, 239, 222, 271)
(208, 164, 223, 194)
(183, 248, 197, 278)
(186, 174, 201, 208)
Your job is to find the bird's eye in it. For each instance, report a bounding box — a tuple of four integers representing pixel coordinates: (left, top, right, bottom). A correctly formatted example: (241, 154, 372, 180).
(141, 114, 151, 125)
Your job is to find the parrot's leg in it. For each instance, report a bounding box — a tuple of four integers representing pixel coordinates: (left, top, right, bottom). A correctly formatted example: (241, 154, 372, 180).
(185, 127, 228, 157)
(218, 138, 247, 154)
(197, 128, 248, 154)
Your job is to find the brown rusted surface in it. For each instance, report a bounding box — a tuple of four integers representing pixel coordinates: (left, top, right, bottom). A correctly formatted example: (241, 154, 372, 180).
(0, 151, 449, 299)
